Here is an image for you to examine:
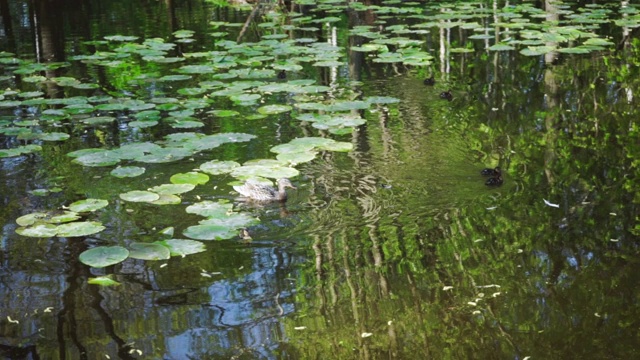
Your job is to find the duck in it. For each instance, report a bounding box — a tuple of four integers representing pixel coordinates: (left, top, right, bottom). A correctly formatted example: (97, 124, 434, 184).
(439, 89, 453, 101)
(277, 70, 286, 79)
(481, 167, 501, 177)
(233, 178, 296, 202)
(423, 76, 435, 86)
(485, 175, 503, 187)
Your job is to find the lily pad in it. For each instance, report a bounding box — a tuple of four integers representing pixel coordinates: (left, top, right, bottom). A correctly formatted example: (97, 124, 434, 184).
(149, 194, 182, 205)
(183, 224, 238, 240)
(230, 165, 300, 179)
(56, 221, 106, 237)
(16, 224, 58, 238)
(16, 212, 49, 227)
(148, 183, 196, 195)
(199, 212, 259, 228)
(39, 132, 70, 141)
(276, 151, 318, 164)
(128, 242, 171, 260)
(79, 246, 129, 268)
(186, 201, 234, 217)
(68, 198, 109, 213)
(155, 239, 207, 256)
(88, 276, 121, 286)
(119, 190, 160, 202)
(111, 166, 146, 178)
(199, 160, 240, 175)
(170, 172, 210, 185)
(257, 104, 293, 114)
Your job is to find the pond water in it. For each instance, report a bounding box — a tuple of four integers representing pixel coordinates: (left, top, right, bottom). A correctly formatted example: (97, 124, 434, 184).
(1, 0, 640, 358)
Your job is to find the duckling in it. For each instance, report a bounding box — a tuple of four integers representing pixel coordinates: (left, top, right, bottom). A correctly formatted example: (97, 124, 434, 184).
(439, 89, 453, 101)
(423, 76, 435, 86)
(277, 70, 286, 79)
(481, 167, 501, 177)
(485, 175, 503, 187)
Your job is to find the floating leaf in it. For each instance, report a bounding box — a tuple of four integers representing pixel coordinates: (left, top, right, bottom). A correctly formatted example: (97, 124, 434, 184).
(199, 160, 240, 175)
(186, 201, 234, 217)
(199, 213, 259, 228)
(110, 166, 146, 178)
(149, 194, 182, 205)
(16, 212, 49, 227)
(88, 276, 121, 286)
(56, 221, 106, 237)
(119, 190, 160, 203)
(148, 183, 195, 195)
(170, 172, 209, 185)
(79, 246, 129, 268)
(257, 104, 293, 115)
(68, 198, 109, 213)
(39, 132, 70, 141)
(183, 224, 238, 240)
(16, 224, 58, 238)
(155, 239, 206, 256)
(128, 242, 171, 260)
(276, 151, 318, 164)
(230, 165, 299, 179)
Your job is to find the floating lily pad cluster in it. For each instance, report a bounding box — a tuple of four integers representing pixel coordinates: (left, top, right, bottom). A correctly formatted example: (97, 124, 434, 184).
(183, 200, 259, 240)
(303, 0, 625, 58)
(78, 238, 207, 269)
(15, 199, 108, 238)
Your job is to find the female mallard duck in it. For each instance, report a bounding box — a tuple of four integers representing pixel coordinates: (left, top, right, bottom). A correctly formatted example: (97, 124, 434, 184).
(481, 167, 501, 177)
(233, 178, 296, 202)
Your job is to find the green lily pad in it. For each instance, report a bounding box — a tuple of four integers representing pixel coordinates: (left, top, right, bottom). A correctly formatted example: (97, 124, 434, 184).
(170, 172, 209, 185)
(16, 212, 49, 227)
(199, 160, 240, 175)
(110, 166, 146, 178)
(16, 224, 58, 238)
(276, 151, 318, 164)
(257, 104, 293, 114)
(149, 194, 182, 205)
(119, 190, 160, 202)
(183, 224, 238, 240)
(105, 35, 139, 41)
(82, 116, 116, 125)
(88, 276, 121, 286)
(79, 246, 129, 268)
(68, 198, 109, 213)
(148, 183, 195, 195)
(56, 221, 106, 237)
(209, 109, 240, 117)
(159, 74, 192, 82)
(47, 211, 82, 224)
(319, 140, 353, 152)
(154, 239, 206, 256)
(73, 150, 121, 167)
(128, 242, 171, 260)
(186, 201, 234, 217)
(39, 132, 71, 141)
(230, 165, 299, 179)
(199, 212, 259, 228)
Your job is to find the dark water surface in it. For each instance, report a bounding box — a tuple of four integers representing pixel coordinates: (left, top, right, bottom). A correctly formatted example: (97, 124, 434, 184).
(1, 0, 640, 359)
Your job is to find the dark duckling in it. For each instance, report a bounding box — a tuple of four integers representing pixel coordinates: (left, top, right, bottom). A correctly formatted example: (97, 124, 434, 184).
(485, 176, 503, 187)
(481, 167, 501, 177)
(277, 70, 286, 79)
(439, 89, 453, 101)
(423, 76, 435, 86)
